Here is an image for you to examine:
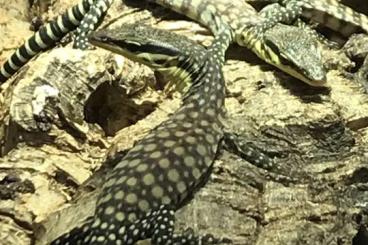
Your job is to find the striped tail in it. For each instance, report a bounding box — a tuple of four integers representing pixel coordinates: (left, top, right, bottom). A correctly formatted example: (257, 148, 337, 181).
(0, 0, 96, 84)
(73, 0, 114, 49)
(297, 0, 368, 36)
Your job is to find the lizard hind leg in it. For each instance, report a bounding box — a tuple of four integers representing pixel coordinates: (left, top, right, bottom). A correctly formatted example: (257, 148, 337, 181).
(51, 221, 92, 245)
(117, 204, 230, 245)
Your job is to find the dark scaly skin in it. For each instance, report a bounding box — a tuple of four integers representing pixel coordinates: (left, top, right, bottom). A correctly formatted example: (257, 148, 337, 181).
(51, 22, 237, 244)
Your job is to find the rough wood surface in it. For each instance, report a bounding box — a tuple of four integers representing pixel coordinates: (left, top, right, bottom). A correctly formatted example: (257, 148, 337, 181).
(0, 0, 367, 245)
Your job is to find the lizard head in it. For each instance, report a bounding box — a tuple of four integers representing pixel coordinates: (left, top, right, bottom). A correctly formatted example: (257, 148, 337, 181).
(88, 23, 209, 93)
(88, 23, 203, 71)
(262, 23, 327, 86)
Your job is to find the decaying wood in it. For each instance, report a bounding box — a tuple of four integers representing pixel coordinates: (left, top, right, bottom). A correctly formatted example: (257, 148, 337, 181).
(0, 0, 367, 245)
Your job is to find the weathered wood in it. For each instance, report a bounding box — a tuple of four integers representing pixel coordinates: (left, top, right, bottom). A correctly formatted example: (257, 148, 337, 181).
(0, 1, 367, 245)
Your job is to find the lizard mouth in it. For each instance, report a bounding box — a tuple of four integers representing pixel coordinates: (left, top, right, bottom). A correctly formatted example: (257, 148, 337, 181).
(299, 74, 327, 87)
(281, 64, 327, 87)
(303, 72, 327, 87)
(307, 79, 327, 87)
(301, 77, 327, 87)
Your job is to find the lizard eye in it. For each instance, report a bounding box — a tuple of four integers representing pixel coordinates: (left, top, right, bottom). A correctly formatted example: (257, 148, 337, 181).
(154, 59, 167, 65)
(265, 40, 280, 54)
(265, 40, 295, 68)
(279, 54, 294, 67)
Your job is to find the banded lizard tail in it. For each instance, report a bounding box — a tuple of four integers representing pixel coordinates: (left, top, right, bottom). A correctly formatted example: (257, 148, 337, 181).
(0, 0, 113, 84)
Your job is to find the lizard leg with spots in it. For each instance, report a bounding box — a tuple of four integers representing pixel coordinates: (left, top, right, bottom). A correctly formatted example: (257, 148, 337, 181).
(222, 132, 296, 183)
(73, 0, 114, 49)
(222, 132, 274, 170)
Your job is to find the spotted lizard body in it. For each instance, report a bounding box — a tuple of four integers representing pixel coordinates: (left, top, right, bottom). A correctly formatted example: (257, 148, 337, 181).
(50, 20, 239, 244)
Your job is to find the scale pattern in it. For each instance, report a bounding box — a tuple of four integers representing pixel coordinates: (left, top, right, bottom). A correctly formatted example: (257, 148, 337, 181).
(51, 20, 237, 244)
(154, 0, 327, 86)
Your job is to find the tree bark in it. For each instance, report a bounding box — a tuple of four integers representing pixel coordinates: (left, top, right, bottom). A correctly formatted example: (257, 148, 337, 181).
(0, 1, 367, 245)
